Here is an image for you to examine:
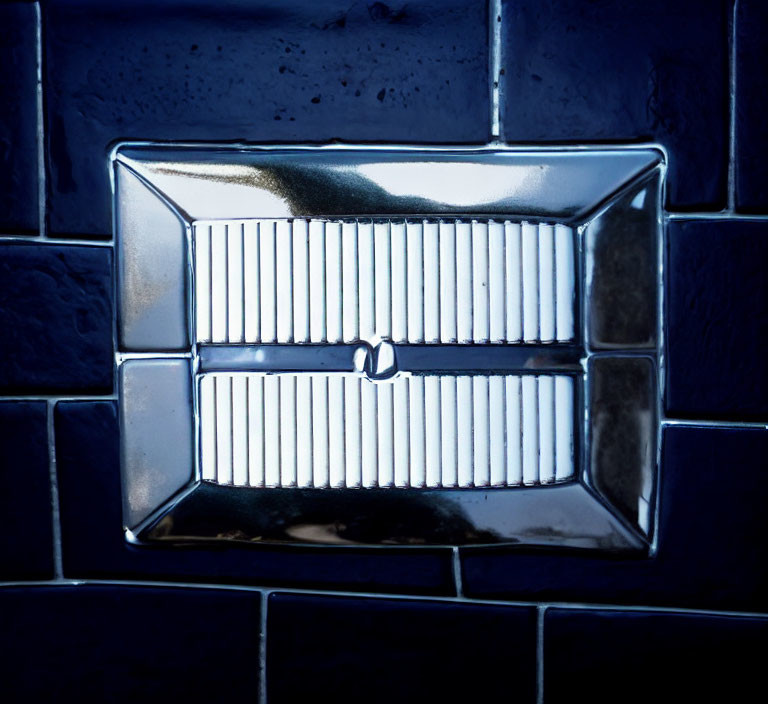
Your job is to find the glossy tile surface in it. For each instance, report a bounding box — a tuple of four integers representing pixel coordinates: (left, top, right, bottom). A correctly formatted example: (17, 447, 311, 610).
(735, 0, 768, 211)
(0, 244, 112, 393)
(666, 220, 768, 420)
(545, 608, 768, 704)
(461, 427, 768, 612)
(55, 401, 455, 594)
(45, 0, 489, 236)
(268, 593, 536, 704)
(0, 402, 52, 579)
(0, 3, 38, 233)
(0, 585, 260, 702)
(501, 0, 728, 209)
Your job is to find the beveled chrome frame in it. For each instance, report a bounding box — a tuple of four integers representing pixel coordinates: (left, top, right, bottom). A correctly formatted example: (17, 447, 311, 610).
(114, 143, 664, 551)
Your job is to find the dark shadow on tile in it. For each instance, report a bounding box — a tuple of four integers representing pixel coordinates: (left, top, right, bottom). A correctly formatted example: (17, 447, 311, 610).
(268, 593, 536, 704)
(0, 402, 52, 579)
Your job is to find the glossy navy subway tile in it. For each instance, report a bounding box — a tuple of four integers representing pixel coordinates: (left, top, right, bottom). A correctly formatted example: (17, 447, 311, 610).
(0, 3, 38, 234)
(735, 0, 768, 212)
(544, 608, 768, 704)
(44, 0, 489, 237)
(267, 593, 536, 704)
(0, 585, 260, 702)
(54, 401, 455, 594)
(461, 426, 768, 612)
(0, 402, 52, 579)
(0, 244, 113, 393)
(666, 220, 768, 420)
(500, 0, 728, 209)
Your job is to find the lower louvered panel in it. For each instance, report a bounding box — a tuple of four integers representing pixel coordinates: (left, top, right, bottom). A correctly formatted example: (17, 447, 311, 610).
(199, 373, 576, 489)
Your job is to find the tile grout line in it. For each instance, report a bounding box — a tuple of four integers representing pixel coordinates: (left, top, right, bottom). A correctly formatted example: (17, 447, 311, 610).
(536, 605, 546, 704)
(46, 400, 63, 579)
(3, 578, 768, 620)
(258, 591, 269, 704)
(35, 1, 46, 239)
(489, 0, 503, 141)
(727, 0, 738, 213)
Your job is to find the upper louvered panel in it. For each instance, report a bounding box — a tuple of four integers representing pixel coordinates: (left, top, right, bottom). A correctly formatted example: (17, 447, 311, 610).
(194, 219, 576, 345)
(199, 372, 576, 489)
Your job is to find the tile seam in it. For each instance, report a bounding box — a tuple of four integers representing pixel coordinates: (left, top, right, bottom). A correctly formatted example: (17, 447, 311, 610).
(46, 400, 63, 578)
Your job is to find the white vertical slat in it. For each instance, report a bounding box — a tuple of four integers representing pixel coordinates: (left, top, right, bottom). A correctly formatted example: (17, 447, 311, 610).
(260, 220, 277, 343)
(555, 224, 575, 341)
(243, 221, 261, 343)
(231, 375, 248, 485)
(456, 375, 473, 487)
(408, 376, 426, 488)
(280, 375, 297, 487)
(406, 222, 424, 343)
(538, 223, 556, 343)
(325, 221, 343, 343)
(423, 221, 440, 343)
(295, 375, 313, 488)
(489, 376, 505, 486)
(342, 222, 359, 342)
(200, 375, 216, 480)
(344, 376, 362, 487)
(311, 375, 329, 487)
(377, 383, 394, 487)
(471, 221, 490, 343)
(424, 376, 442, 487)
(292, 219, 310, 343)
(472, 375, 490, 486)
(505, 222, 523, 342)
(328, 375, 346, 487)
(360, 379, 378, 487)
(522, 222, 539, 342)
(215, 375, 233, 484)
(393, 377, 410, 487)
(505, 376, 522, 486)
(391, 221, 408, 342)
(538, 375, 555, 483)
(488, 221, 505, 343)
(440, 375, 457, 487)
(439, 221, 457, 343)
(555, 375, 574, 481)
(247, 375, 265, 487)
(210, 223, 228, 343)
(195, 224, 212, 342)
(275, 220, 293, 343)
(374, 221, 392, 340)
(456, 222, 473, 343)
(227, 223, 244, 343)
(264, 375, 280, 486)
(522, 375, 539, 484)
(358, 222, 376, 341)
(308, 220, 326, 343)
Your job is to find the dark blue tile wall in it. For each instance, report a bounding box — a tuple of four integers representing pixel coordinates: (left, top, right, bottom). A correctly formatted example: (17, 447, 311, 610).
(2, 2, 767, 701)
(0, 585, 261, 702)
(666, 219, 768, 420)
(44, 0, 489, 237)
(736, 0, 768, 211)
(268, 594, 536, 704)
(545, 608, 768, 704)
(500, 0, 729, 210)
(0, 3, 38, 234)
(0, 243, 113, 393)
(54, 400, 455, 594)
(0, 402, 52, 579)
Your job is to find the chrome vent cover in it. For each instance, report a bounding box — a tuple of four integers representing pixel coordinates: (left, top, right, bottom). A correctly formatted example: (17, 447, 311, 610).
(115, 145, 663, 550)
